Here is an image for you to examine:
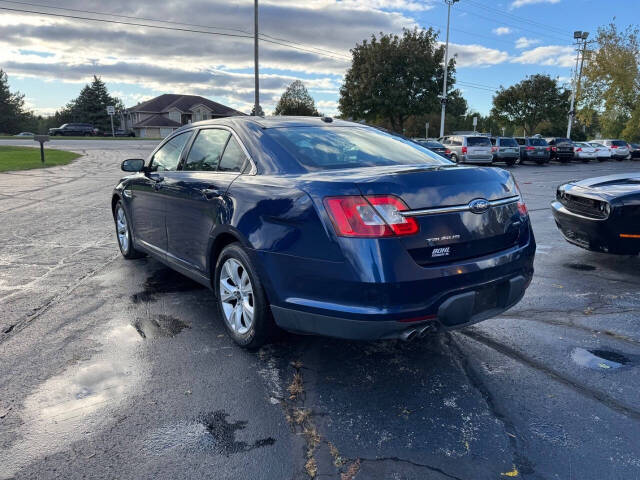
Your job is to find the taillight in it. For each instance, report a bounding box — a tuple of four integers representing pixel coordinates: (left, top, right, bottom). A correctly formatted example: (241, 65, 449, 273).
(576, 147, 582, 152)
(552, 146, 557, 151)
(546, 147, 551, 151)
(611, 145, 618, 149)
(461, 146, 468, 154)
(445, 149, 451, 154)
(491, 146, 498, 152)
(526, 146, 535, 151)
(323, 195, 418, 237)
(512, 177, 528, 216)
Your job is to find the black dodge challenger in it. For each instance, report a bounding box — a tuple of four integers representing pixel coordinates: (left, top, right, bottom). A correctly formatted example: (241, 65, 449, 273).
(552, 173, 640, 255)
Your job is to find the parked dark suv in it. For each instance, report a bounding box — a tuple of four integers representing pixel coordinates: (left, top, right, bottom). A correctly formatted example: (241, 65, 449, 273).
(48, 123, 95, 136)
(515, 137, 550, 164)
(544, 137, 574, 162)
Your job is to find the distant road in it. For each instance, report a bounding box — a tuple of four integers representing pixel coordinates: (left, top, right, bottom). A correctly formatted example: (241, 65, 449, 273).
(0, 138, 161, 152)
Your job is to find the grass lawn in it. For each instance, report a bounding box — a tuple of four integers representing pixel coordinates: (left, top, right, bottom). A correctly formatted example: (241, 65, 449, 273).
(0, 146, 82, 172)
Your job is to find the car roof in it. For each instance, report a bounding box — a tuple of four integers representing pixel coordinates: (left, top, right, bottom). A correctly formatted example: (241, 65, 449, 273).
(181, 115, 358, 131)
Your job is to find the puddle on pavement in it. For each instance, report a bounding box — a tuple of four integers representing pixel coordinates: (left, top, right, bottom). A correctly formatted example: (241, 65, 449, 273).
(571, 347, 630, 370)
(132, 314, 190, 339)
(131, 267, 205, 303)
(0, 322, 145, 477)
(146, 410, 275, 457)
(564, 263, 597, 271)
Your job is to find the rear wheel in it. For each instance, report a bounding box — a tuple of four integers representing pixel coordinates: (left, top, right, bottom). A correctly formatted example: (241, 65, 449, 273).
(535, 158, 545, 165)
(114, 201, 145, 259)
(450, 154, 459, 163)
(215, 243, 275, 349)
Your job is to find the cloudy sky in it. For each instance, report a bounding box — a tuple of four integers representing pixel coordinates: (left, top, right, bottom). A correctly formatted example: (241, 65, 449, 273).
(0, 0, 633, 117)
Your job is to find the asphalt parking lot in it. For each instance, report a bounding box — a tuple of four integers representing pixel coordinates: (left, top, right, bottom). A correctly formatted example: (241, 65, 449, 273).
(1, 139, 640, 480)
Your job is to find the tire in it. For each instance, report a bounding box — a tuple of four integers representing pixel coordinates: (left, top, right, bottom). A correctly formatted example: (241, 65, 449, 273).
(113, 201, 145, 259)
(505, 158, 517, 166)
(450, 154, 459, 163)
(535, 158, 545, 165)
(214, 243, 275, 349)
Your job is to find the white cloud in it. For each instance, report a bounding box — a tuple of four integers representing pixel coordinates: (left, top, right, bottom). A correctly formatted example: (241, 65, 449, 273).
(510, 0, 560, 8)
(492, 27, 512, 36)
(316, 99, 339, 115)
(446, 43, 510, 67)
(515, 37, 541, 49)
(511, 45, 575, 67)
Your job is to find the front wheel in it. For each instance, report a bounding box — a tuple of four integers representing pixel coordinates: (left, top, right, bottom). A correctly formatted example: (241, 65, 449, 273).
(215, 243, 275, 349)
(114, 201, 145, 259)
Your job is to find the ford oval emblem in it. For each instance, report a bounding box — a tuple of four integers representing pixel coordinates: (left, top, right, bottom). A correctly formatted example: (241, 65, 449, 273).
(469, 198, 490, 214)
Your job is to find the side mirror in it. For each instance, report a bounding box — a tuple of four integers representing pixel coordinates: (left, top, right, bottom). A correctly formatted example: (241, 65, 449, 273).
(121, 158, 145, 172)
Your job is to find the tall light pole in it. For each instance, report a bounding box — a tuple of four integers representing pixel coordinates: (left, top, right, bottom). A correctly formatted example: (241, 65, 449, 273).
(439, 0, 459, 138)
(253, 0, 263, 116)
(567, 30, 589, 138)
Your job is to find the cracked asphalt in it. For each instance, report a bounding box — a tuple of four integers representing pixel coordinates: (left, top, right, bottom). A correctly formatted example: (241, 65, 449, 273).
(1, 139, 640, 479)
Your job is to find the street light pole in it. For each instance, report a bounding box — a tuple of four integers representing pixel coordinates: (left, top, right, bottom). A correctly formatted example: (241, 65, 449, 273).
(253, 0, 263, 116)
(439, 0, 458, 138)
(567, 31, 588, 139)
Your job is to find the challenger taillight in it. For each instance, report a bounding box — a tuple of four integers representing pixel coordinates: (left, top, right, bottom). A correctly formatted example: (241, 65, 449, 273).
(323, 195, 418, 237)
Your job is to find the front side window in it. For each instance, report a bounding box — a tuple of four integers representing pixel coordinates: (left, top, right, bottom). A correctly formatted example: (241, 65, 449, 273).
(265, 126, 450, 171)
(218, 136, 248, 172)
(150, 132, 191, 172)
(183, 129, 230, 171)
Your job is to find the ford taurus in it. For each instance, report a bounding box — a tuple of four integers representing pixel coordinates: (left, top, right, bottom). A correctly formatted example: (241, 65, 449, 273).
(112, 117, 536, 348)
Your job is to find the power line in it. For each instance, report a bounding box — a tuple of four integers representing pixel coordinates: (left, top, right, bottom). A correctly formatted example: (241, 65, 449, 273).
(0, 3, 351, 61)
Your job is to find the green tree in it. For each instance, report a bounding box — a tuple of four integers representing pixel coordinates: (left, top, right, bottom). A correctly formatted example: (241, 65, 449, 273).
(339, 28, 461, 133)
(65, 76, 124, 131)
(579, 23, 640, 140)
(491, 74, 570, 136)
(274, 80, 319, 116)
(0, 69, 35, 134)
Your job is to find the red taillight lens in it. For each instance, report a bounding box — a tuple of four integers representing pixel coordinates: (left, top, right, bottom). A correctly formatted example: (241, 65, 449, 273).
(611, 145, 618, 149)
(445, 149, 451, 154)
(526, 146, 535, 151)
(576, 147, 582, 152)
(491, 146, 498, 152)
(552, 146, 557, 151)
(517, 200, 528, 216)
(461, 146, 468, 154)
(323, 195, 418, 238)
(546, 147, 551, 151)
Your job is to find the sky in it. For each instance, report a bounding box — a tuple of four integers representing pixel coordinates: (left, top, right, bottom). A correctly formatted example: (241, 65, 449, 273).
(0, 0, 635, 118)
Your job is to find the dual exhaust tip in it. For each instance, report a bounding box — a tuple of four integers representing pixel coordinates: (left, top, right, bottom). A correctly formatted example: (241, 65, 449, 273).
(400, 323, 436, 341)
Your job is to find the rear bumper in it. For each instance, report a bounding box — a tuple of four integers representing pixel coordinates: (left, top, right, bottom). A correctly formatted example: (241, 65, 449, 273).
(551, 201, 640, 254)
(271, 274, 529, 340)
(463, 154, 493, 163)
(257, 232, 535, 340)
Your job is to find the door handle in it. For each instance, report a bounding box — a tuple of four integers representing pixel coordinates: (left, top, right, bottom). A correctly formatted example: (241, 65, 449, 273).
(201, 188, 223, 201)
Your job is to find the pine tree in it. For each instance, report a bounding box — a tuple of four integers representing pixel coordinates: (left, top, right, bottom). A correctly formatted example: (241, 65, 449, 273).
(0, 69, 32, 134)
(274, 80, 319, 116)
(65, 76, 124, 131)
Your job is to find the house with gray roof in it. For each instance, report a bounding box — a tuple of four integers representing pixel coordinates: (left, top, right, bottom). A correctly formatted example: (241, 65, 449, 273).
(122, 94, 245, 138)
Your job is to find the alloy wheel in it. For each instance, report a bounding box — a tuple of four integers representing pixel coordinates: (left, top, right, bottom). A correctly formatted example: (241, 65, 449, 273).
(116, 206, 129, 253)
(219, 258, 254, 335)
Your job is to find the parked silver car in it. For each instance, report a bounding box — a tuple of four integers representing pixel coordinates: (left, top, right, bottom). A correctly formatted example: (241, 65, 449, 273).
(572, 142, 597, 162)
(592, 139, 630, 160)
(439, 135, 493, 164)
(490, 136, 520, 166)
(587, 142, 611, 161)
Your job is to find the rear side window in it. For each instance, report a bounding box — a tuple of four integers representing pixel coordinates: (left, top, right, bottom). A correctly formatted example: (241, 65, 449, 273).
(612, 140, 628, 146)
(183, 129, 230, 171)
(266, 126, 449, 171)
(218, 136, 248, 172)
(515, 138, 525, 145)
(500, 138, 518, 147)
(466, 137, 491, 146)
(151, 132, 191, 172)
(529, 138, 547, 146)
(490, 138, 496, 145)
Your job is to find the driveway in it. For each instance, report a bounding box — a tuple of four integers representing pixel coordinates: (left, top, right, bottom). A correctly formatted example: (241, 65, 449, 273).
(1, 140, 639, 479)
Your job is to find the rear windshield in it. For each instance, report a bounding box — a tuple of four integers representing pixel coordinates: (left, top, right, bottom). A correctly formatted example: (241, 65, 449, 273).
(612, 140, 628, 146)
(515, 138, 525, 145)
(499, 137, 518, 147)
(555, 138, 571, 145)
(265, 127, 451, 171)
(466, 137, 491, 146)
(529, 138, 548, 146)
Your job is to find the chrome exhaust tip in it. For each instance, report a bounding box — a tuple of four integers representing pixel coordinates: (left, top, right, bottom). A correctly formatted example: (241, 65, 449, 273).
(417, 324, 435, 338)
(400, 328, 418, 341)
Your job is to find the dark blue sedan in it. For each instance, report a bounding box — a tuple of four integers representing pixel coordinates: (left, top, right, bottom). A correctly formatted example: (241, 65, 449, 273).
(112, 117, 535, 348)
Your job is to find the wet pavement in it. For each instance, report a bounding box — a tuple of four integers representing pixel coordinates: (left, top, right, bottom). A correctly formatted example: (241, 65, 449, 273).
(1, 140, 640, 479)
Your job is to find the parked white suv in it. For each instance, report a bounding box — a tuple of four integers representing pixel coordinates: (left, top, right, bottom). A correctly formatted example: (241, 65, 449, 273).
(439, 135, 493, 164)
(592, 139, 630, 160)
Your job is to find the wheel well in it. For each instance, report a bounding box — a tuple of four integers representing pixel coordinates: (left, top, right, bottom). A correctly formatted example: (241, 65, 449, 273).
(111, 194, 121, 216)
(209, 233, 240, 280)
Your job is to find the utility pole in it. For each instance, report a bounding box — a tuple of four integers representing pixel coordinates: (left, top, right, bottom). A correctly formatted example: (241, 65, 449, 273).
(567, 31, 589, 139)
(253, 0, 263, 116)
(439, 0, 459, 138)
